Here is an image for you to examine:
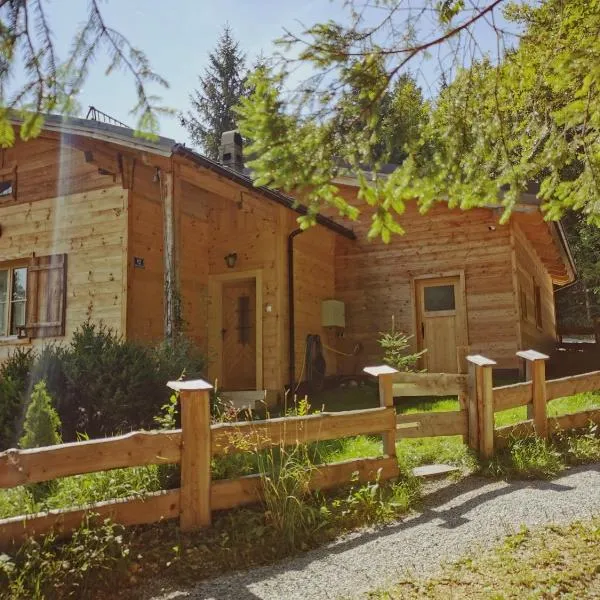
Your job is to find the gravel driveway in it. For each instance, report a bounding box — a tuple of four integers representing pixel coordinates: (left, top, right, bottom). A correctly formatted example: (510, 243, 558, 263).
(146, 463, 600, 600)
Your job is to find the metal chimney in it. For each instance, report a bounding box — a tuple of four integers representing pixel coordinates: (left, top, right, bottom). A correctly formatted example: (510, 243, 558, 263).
(219, 131, 244, 171)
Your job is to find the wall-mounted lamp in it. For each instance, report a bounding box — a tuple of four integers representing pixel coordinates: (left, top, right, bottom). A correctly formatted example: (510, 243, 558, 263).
(224, 252, 238, 269)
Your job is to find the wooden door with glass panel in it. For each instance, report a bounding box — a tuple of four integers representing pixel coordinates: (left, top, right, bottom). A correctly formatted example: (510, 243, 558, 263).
(221, 278, 257, 390)
(416, 277, 462, 373)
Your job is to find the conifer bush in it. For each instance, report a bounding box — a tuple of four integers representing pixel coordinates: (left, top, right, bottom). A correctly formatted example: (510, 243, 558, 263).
(378, 316, 425, 371)
(19, 381, 62, 450)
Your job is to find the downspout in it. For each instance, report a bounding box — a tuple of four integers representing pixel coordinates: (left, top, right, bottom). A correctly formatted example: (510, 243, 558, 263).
(288, 228, 304, 391)
(158, 167, 176, 342)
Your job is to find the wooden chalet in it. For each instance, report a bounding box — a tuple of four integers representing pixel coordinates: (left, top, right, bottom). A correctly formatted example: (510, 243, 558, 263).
(0, 116, 575, 403)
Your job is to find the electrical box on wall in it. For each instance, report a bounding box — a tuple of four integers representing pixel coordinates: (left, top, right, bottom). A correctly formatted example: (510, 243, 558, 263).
(321, 299, 345, 328)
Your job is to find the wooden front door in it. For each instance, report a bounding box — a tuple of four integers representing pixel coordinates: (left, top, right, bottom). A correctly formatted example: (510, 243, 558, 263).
(221, 279, 257, 390)
(416, 277, 463, 373)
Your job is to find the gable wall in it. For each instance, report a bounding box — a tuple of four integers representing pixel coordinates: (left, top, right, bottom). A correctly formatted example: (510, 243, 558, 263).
(206, 191, 286, 392)
(332, 187, 520, 372)
(0, 135, 126, 361)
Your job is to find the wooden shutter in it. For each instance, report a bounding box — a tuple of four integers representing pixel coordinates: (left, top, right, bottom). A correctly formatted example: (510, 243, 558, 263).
(25, 254, 67, 338)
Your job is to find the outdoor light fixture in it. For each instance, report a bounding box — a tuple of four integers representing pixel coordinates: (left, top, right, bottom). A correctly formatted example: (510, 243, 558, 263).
(224, 252, 238, 268)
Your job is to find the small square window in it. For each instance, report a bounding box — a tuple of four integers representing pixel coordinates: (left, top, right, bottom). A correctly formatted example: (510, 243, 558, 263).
(424, 285, 456, 312)
(0, 180, 13, 198)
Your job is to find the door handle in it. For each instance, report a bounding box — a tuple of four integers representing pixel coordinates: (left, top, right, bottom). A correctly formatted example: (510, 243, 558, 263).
(421, 322, 425, 338)
(221, 328, 227, 339)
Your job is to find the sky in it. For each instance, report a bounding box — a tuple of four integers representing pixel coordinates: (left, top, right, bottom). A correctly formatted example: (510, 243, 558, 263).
(43, 1, 514, 148)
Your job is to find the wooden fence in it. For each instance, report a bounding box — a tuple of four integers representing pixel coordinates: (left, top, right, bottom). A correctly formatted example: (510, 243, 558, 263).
(0, 379, 398, 547)
(1, 350, 600, 548)
(369, 351, 600, 461)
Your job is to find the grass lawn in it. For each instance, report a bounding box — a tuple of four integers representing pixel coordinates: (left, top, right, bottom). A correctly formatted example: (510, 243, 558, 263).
(368, 518, 600, 599)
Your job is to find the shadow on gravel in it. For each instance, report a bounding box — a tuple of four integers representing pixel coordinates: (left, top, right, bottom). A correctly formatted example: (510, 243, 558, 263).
(148, 464, 598, 600)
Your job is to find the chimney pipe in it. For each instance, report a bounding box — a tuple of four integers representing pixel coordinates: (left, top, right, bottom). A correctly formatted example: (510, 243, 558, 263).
(219, 130, 244, 171)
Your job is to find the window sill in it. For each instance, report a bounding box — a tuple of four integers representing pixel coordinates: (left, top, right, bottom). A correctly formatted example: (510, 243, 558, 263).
(0, 336, 31, 347)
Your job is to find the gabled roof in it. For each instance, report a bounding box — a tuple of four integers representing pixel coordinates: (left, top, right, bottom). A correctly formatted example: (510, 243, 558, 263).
(15, 113, 356, 240)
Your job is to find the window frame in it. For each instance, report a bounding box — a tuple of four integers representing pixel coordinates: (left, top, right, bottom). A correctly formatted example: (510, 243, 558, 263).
(0, 260, 28, 339)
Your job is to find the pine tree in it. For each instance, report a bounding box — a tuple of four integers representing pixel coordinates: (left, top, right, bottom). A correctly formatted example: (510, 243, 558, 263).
(180, 25, 247, 159)
(20, 380, 62, 449)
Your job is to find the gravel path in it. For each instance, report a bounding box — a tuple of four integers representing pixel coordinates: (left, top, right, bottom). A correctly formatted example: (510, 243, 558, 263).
(147, 463, 600, 600)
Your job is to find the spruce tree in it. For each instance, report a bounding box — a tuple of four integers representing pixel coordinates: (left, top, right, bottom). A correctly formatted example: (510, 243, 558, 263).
(20, 380, 62, 449)
(180, 25, 247, 159)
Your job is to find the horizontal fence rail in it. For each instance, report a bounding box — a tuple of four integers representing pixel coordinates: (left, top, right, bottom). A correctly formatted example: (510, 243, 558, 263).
(493, 381, 532, 412)
(396, 410, 468, 438)
(495, 408, 600, 448)
(0, 430, 182, 489)
(391, 372, 468, 397)
(546, 371, 600, 402)
(211, 407, 396, 455)
(0, 490, 180, 546)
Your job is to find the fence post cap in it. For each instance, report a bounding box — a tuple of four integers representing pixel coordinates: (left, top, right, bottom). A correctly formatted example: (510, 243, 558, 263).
(363, 365, 399, 377)
(516, 349, 549, 362)
(466, 355, 497, 367)
(167, 379, 213, 392)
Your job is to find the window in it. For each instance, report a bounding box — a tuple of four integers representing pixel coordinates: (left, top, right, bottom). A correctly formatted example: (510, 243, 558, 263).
(0, 180, 13, 198)
(0, 266, 27, 337)
(0, 254, 67, 340)
(0, 165, 16, 201)
(534, 283, 542, 329)
(424, 285, 456, 312)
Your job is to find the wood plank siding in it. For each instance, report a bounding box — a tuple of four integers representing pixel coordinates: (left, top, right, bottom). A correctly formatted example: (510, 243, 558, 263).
(292, 223, 338, 381)
(332, 186, 520, 371)
(0, 136, 126, 360)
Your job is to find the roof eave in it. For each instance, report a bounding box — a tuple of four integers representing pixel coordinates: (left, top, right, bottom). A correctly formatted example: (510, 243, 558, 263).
(173, 144, 356, 240)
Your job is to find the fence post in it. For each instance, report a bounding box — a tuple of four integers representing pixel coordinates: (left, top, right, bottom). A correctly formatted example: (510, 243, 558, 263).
(364, 366, 399, 473)
(167, 379, 213, 531)
(516, 350, 549, 439)
(466, 355, 496, 460)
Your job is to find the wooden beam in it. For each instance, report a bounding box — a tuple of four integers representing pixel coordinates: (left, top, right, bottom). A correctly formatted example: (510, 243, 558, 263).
(0, 430, 181, 488)
(168, 380, 213, 531)
(396, 410, 467, 438)
(493, 381, 532, 411)
(211, 456, 399, 511)
(211, 407, 397, 455)
(0, 490, 180, 549)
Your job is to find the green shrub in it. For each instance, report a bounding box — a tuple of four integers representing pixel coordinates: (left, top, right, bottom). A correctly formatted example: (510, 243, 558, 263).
(0, 322, 208, 443)
(0, 518, 130, 600)
(20, 381, 62, 449)
(484, 436, 565, 480)
(556, 425, 600, 465)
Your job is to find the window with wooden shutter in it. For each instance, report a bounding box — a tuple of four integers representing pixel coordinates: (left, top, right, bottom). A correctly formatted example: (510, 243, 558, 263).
(25, 254, 67, 338)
